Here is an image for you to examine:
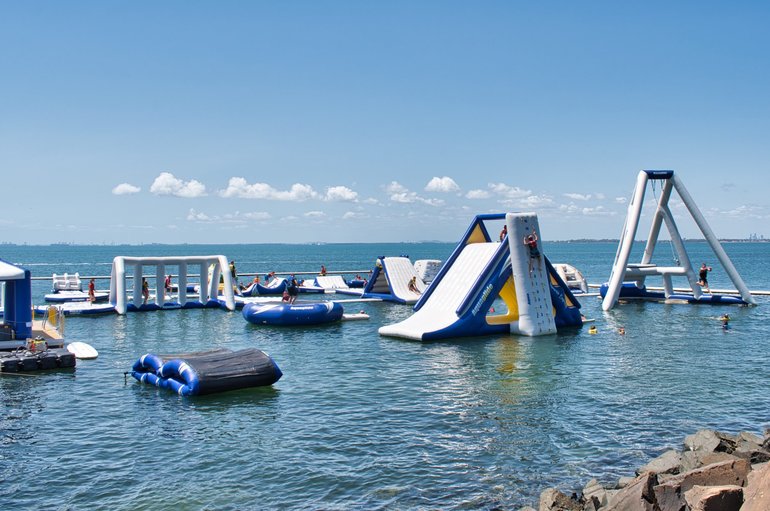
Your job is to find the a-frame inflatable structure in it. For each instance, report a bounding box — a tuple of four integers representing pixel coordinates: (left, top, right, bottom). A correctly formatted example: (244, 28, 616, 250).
(378, 213, 583, 341)
(601, 170, 755, 311)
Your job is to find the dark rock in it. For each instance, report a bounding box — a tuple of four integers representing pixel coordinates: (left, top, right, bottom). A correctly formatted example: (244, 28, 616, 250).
(538, 487, 582, 511)
(605, 472, 660, 511)
(683, 485, 743, 511)
(742, 461, 770, 511)
(653, 459, 750, 511)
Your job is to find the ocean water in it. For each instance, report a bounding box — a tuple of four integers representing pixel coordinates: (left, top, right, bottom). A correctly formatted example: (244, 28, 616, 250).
(1, 241, 769, 510)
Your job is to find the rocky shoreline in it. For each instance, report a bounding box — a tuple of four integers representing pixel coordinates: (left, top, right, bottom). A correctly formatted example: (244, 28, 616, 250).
(526, 428, 770, 511)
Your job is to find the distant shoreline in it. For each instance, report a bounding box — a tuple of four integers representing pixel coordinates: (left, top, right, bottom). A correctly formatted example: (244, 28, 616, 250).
(1, 239, 768, 247)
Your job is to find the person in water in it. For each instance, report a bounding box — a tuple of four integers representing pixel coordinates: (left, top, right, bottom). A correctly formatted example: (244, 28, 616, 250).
(699, 263, 712, 293)
(720, 313, 730, 330)
(523, 230, 541, 273)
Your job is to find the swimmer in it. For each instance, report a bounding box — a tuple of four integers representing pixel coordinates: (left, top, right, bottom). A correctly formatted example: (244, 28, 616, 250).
(588, 325, 597, 334)
(618, 327, 625, 335)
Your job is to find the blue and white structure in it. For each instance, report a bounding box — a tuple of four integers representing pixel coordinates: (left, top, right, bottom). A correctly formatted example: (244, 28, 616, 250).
(243, 301, 344, 326)
(601, 170, 755, 310)
(0, 258, 33, 347)
(109, 255, 235, 314)
(378, 213, 583, 341)
(361, 256, 426, 304)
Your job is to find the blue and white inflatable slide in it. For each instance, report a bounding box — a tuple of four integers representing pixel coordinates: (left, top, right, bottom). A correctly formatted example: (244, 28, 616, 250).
(378, 213, 583, 341)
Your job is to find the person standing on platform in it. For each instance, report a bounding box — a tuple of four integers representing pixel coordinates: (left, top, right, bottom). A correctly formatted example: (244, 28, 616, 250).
(699, 263, 712, 293)
(88, 278, 96, 303)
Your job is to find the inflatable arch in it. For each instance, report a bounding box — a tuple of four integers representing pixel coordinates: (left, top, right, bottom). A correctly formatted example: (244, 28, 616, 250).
(109, 255, 235, 314)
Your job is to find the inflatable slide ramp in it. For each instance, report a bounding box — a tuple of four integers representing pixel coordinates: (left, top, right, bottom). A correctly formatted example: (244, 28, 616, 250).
(379, 213, 583, 341)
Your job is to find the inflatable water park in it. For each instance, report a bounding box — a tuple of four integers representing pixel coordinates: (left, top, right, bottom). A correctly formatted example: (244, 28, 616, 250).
(379, 212, 583, 341)
(4, 169, 765, 394)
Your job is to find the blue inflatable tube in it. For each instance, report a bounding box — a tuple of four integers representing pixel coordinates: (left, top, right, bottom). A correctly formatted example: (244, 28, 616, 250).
(243, 301, 343, 326)
(130, 348, 282, 396)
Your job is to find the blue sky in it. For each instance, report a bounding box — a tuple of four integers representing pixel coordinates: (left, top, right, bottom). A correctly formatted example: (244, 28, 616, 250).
(1, 1, 768, 244)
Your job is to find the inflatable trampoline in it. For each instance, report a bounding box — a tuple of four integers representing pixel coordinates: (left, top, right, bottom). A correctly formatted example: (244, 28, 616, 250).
(130, 348, 282, 396)
(243, 301, 343, 326)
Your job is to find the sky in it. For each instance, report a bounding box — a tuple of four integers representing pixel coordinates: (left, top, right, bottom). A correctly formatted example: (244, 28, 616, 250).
(1, 1, 769, 244)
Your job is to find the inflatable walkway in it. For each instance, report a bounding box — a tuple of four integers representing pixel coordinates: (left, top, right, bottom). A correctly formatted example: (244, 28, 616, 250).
(378, 213, 583, 341)
(362, 256, 425, 304)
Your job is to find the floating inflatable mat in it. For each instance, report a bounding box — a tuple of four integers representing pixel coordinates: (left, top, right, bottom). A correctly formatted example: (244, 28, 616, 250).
(131, 348, 282, 396)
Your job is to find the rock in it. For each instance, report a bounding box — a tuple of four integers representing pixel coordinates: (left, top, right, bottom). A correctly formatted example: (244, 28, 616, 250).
(653, 459, 750, 511)
(733, 435, 770, 464)
(582, 478, 608, 508)
(714, 432, 738, 453)
(685, 430, 722, 453)
(519, 507, 537, 511)
(617, 476, 636, 489)
(738, 431, 764, 445)
(638, 449, 682, 476)
(742, 461, 770, 511)
(539, 488, 582, 511)
(683, 485, 743, 511)
(605, 472, 659, 511)
(680, 451, 742, 473)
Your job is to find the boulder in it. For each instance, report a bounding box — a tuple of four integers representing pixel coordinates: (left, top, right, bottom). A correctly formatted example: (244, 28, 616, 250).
(680, 451, 742, 473)
(538, 488, 582, 511)
(742, 462, 770, 511)
(683, 485, 743, 511)
(733, 434, 770, 465)
(638, 450, 682, 476)
(605, 472, 659, 511)
(582, 478, 608, 508)
(685, 430, 721, 453)
(653, 459, 750, 511)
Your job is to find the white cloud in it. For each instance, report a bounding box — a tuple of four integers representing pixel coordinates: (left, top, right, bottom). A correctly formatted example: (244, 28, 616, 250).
(581, 206, 615, 216)
(112, 183, 141, 195)
(187, 208, 271, 223)
(519, 195, 554, 208)
(385, 181, 444, 206)
(304, 211, 326, 219)
(466, 189, 491, 199)
(150, 172, 206, 198)
(385, 181, 408, 194)
(615, 197, 628, 204)
(489, 183, 532, 199)
(342, 211, 367, 220)
(324, 186, 358, 202)
(563, 193, 592, 201)
(425, 176, 459, 193)
(219, 177, 319, 201)
(187, 208, 211, 221)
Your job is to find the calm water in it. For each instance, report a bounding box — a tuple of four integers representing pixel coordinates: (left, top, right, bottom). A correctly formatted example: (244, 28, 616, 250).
(1, 241, 769, 510)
